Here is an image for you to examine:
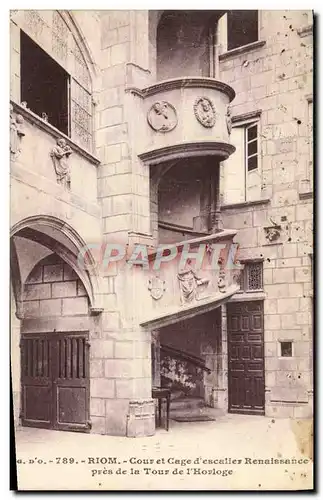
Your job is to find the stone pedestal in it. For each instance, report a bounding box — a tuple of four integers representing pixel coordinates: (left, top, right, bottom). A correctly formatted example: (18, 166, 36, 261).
(126, 399, 155, 437)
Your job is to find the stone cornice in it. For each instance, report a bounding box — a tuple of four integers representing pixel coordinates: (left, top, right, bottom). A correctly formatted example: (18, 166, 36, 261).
(221, 198, 271, 210)
(147, 229, 237, 263)
(11, 100, 100, 166)
(158, 220, 209, 236)
(140, 285, 240, 330)
(219, 40, 266, 61)
(139, 141, 236, 165)
(126, 77, 236, 102)
(232, 109, 262, 124)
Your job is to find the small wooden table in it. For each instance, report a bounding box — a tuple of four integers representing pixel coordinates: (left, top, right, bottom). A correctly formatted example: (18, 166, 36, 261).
(152, 387, 171, 431)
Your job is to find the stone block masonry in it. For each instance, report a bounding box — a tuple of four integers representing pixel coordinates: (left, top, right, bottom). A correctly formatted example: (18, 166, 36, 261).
(220, 10, 313, 418)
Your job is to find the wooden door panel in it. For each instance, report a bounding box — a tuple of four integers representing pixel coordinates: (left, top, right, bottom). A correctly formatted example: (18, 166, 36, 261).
(251, 314, 262, 331)
(23, 385, 52, 426)
(21, 332, 90, 432)
(54, 334, 90, 431)
(227, 301, 265, 415)
(21, 336, 53, 428)
(241, 315, 250, 330)
(57, 386, 87, 425)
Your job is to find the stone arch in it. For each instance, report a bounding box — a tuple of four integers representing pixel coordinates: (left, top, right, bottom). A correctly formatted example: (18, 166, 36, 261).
(148, 10, 164, 80)
(60, 10, 99, 84)
(11, 215, 103, 314)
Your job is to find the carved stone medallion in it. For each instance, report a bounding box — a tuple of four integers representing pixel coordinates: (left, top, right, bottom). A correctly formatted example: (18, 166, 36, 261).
(148, 276, 166, 300)
(147, 101, 177, 133)
(194, 97, 216, 128)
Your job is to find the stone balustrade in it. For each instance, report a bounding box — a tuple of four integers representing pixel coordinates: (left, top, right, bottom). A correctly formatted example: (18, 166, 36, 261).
(129, 230, 241, 329)
(126, 77, 236, 166)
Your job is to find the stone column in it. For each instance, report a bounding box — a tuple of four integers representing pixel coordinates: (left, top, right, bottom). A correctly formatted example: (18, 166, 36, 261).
(213, 304, 228, 411)
(151, 330, 161, 387)
(10, 287, 21, 427)
(94, 11, 155, 437)
(210, 163, 222, 232)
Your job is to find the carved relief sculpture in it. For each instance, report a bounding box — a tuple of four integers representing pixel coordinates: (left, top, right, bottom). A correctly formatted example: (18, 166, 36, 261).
(178, 267, 209, 304)
(148, 276, 166, 300)
(50, 138, 72, 190)
(10, 105, 25, 161)
(218, 272, 226, 293)
(264, 226, 281, 242)
(226, 106, 232, 135)
(147, 101, 178, 132)
(264, 218, 282, 243)
(194, 97, 216, 128)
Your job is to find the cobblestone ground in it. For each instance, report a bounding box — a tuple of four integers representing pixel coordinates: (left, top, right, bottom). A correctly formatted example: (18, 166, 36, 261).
(14, 414, 313, 491)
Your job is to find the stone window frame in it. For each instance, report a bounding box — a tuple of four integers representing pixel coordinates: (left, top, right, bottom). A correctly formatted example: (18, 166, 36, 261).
(228, 110, 262, 204)
(278, 340, 294, 359)
(218, 10, 266, 61)
(236, 258, 264, 294)
(299, 94, 313, 199)
(11, 10, 94, 153)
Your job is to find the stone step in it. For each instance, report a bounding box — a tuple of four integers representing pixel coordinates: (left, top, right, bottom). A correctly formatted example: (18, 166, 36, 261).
(170, 406, 226, 421)
(170, 397, 206, 411)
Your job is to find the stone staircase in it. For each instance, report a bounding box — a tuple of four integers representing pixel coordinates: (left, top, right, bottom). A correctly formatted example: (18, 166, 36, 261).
(170, 396, 225, 422)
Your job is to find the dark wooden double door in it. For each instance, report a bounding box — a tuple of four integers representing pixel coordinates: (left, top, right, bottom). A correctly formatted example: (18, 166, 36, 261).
(227, 301, 265, 415)
(21, 332, 90, 432)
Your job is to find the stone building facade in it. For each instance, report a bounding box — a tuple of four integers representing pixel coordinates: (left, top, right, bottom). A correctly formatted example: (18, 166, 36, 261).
(10, 10, 313, 437)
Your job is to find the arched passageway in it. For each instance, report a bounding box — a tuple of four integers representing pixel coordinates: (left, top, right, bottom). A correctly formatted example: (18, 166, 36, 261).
(10, 216, 101, 432)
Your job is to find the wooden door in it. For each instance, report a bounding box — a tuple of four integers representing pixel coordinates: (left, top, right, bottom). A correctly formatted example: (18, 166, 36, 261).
(21, 332, 90, 432)
(227, 301, 265, 415)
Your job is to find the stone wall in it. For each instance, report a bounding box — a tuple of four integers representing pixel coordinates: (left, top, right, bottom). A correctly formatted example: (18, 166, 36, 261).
(220, 10, 313, 418)
(22, 254, 89, 319)
(96, 11, 155, 436)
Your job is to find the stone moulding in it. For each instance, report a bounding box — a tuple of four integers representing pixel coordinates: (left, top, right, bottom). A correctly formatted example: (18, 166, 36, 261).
(147, 229, 238, 262)
(219, 40, 266, 61)
(231, 109, 262, 124)
(140, 284, 240, 330)
(125, 77, 236, 102)
(10, 215, 104, 312)
(139, 141, 236, 166)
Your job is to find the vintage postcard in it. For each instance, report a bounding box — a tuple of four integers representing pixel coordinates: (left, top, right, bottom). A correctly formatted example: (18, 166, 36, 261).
(10, 9, 314, 491)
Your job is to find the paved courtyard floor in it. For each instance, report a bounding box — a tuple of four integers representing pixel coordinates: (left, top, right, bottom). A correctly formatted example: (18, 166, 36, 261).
(14, 414, 313, 491)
